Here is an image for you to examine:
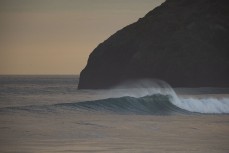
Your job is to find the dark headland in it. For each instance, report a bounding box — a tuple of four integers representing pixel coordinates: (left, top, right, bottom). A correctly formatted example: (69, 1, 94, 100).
(78, 0, 229, 89)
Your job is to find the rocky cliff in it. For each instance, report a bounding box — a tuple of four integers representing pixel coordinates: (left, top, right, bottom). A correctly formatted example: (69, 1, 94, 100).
(78, 0, 229, 89)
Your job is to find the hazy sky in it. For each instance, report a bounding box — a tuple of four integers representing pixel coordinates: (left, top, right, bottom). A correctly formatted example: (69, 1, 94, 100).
(0, 0, 165, 75)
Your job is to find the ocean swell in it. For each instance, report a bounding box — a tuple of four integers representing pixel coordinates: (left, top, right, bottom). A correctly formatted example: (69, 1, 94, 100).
(1, 79, 229, 115)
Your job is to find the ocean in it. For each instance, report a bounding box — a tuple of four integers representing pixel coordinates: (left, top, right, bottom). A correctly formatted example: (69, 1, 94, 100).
(0, 75, 229, 153)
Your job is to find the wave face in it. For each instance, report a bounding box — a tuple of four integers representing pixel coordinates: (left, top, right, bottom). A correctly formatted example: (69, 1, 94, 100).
(0, 94, 189, 115)
(1, 79, 229, 115)
(55, 94, 190, 115)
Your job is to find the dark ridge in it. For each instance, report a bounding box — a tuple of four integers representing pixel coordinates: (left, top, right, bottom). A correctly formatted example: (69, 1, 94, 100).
(78, 0, 229, 89)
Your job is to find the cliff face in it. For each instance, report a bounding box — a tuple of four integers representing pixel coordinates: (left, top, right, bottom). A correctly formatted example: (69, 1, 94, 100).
(78, 0, 229, 89)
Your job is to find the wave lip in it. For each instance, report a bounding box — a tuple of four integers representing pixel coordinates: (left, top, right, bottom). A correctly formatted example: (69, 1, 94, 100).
(110, 79, 229, 114)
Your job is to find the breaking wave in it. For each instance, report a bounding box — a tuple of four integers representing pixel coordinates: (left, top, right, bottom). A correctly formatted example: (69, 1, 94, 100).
(178, 97, 229, 114)
(1, 79, 229, 114)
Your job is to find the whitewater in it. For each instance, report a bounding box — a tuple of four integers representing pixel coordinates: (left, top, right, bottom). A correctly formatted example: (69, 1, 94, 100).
(0, 75, 229, 153)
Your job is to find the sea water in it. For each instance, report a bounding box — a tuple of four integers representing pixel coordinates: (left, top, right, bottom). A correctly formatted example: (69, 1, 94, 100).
(0, 75, 229, 153)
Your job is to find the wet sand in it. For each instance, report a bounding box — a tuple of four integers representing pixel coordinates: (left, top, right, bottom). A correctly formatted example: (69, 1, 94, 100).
(1, 113, 229, 153)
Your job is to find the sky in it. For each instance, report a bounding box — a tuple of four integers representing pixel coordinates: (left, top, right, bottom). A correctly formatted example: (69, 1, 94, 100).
(0, 0, 165, 75)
